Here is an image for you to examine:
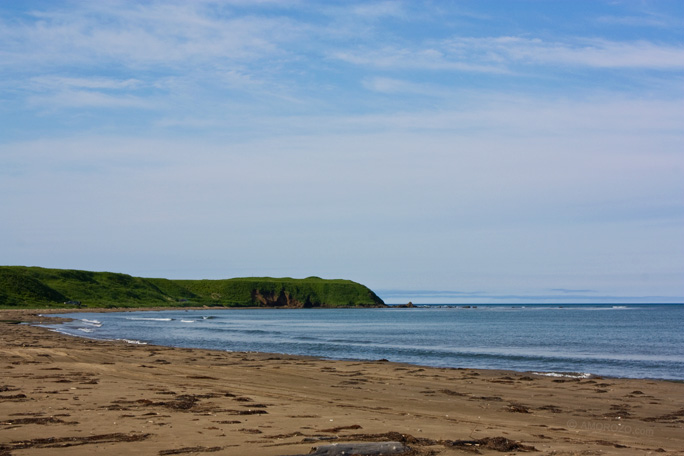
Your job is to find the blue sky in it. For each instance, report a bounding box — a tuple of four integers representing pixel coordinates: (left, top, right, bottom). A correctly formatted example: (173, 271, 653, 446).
(1, 1, 683, 303)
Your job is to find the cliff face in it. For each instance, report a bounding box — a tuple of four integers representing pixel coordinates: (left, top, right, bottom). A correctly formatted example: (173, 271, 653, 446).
(0, 266, 386, 308)
(251, 290, 312, 308)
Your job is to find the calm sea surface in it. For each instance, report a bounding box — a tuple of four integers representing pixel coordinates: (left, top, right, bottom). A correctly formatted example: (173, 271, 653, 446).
(45, 305, 684, 380)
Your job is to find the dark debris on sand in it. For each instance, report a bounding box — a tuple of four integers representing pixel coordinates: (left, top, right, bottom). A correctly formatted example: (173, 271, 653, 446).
(158, 446, 224, 455)
(0, 433, 151, 452)
(282, 433, 537, 455)
(447, 436, 537, 451)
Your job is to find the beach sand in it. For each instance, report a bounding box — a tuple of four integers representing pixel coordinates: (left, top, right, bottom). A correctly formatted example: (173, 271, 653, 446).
(1, 309, 682, 456)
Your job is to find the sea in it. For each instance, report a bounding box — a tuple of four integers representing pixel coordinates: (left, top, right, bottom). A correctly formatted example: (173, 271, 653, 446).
(43, 304, 684, 381)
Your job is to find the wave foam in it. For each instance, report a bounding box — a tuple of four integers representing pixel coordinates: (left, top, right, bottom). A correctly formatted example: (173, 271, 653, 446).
(81, 319, 102, 327)
(531, 371, 594, 379)
(118, 338, 148, 345)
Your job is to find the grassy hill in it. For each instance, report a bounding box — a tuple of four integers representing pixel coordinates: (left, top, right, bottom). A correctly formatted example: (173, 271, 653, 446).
(0, 266, 386, 309)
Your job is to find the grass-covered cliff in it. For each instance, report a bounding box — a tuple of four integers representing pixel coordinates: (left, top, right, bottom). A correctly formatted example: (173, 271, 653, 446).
(0, 266, 386, 309)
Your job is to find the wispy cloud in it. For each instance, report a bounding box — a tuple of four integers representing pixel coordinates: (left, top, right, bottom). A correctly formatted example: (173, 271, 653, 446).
(27, 90, 152, 110)
(30, 76, 142, 91)
(489, 37, 684, 69)
(350, 1, 407, 19)
(1, 2, 301, 70)
(378, 290, 482, 298)
(336, 37, 684, 72)
(331, 46, 509, 73)
(316, 96, 684, 136)
(596, 14, 680, 28)
(550, 289, 597, 294)
(361, 77, 445, 96)
(378, 289, 681, 304)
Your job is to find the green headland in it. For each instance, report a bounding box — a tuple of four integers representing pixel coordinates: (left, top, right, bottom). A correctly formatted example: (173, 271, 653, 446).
(0, 266, 386, 309)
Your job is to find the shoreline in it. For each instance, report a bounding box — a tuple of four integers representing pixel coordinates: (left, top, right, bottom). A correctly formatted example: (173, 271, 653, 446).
(24, 307, 684, 383)
(2, 309, 683, 455)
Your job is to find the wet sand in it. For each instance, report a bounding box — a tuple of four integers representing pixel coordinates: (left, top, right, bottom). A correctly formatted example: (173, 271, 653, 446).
(1, 309, 683, 455)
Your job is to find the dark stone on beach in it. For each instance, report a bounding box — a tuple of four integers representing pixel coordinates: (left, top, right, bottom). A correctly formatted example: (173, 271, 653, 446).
(290, 441, 410, 455)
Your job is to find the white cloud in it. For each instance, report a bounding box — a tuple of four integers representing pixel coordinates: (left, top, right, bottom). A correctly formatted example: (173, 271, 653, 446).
(29, 76, 142, 91)
(490, 37, 684, 69)
(335, 37, 684, 71)
(308, 95, 684, 138)
(1, 2, 302, 70)
(27, 90, 152, 110)
(331, 46, 508, 73)
(361, 77, 443, 95)
(350, 1, 407, 19)
(596, 14, 680, 28)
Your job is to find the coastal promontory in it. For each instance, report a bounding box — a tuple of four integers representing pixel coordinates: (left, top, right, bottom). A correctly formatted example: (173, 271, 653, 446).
(0, 266, 386, 309)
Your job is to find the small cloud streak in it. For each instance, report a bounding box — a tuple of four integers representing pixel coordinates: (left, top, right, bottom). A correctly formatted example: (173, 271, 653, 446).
(331, 46, 508, 73)
(550, 289, 597, 294)
(379, 289, 681, 304)
(336, 37, 684, 72)
(30, 76, 142, 90)
(28, 90, 152, 110)
(361, 77, 444, 95)
(596, 14, 677, 28)
(351, 1, 407, 19)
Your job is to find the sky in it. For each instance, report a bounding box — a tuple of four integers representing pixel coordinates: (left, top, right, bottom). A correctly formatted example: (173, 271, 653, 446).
(1, 1, 683, 304)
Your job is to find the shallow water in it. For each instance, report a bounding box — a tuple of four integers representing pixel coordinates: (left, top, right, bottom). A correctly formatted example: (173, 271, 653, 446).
(46, 304, 684, 380)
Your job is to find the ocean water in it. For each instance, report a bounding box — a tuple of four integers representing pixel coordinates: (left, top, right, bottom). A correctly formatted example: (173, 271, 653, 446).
(44, 304, 684, 380)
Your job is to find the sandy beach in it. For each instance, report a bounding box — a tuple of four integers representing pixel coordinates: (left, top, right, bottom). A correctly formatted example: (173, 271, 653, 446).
(1, 309, 682, 456)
